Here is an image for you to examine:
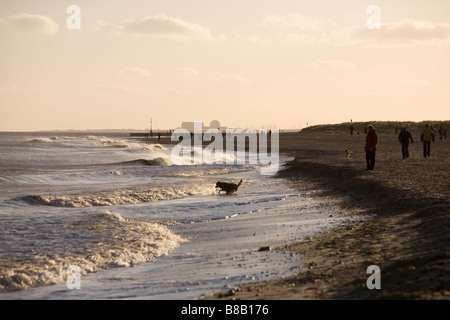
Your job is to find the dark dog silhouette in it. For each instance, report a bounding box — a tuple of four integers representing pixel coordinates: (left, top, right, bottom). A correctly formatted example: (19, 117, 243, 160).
(345, 148, 352, 158)
(215, 180, 243, 195)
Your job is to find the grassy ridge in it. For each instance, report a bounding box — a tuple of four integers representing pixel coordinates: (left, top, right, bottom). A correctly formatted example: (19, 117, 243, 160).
(302, 121, 450, 134)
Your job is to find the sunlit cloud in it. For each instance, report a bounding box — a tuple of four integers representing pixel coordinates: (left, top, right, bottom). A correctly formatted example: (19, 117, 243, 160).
(91, 20, 112, 32)
(5, 13, 59, 35)
(117, 14, 217, 41)
(179, 67, 200, 76)
(400, 78, 432, 87)
(347, 19, 450, 47)
(167, 88, 195, 96)
(215, 74, 252, 85)
(260, 13, 333, 31)
(119, 67, 152, 78)
(252, 16, 450, 48)
(93, 84, 151, 94)
(343, 91, 392, 101)
(0, 86, 23, 94)
(305, 59, 356, 71)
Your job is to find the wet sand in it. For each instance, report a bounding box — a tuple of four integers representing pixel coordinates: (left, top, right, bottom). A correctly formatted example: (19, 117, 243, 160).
(209, 126, 449, 300)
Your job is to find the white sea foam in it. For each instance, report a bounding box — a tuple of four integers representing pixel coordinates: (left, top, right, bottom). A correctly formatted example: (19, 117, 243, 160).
(166, 168, 230, 177)
(23, 184, 214, 208)
(82, 135, 110, 141)
(27, 138, 53, 143)
(91, 138, 142, 149)
(171, 146, 239, 165)
(124, 157, 172, 166)
(143, 144, 167, 152)
(0, 211, 185, 292)
(1, 132, 331, 299)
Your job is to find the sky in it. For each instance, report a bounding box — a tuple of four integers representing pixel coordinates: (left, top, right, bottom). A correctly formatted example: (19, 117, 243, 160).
(1, 0, 449, 131)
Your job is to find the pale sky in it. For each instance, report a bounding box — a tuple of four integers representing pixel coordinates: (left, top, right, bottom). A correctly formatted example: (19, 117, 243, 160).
(1, 0, 449, 131)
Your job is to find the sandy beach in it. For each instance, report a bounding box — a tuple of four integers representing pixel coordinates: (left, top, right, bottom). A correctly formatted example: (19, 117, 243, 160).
(209, 122, 449, 300)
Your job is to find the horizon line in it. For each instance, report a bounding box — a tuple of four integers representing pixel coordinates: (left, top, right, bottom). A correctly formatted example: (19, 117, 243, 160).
(1, 120, 449, 133)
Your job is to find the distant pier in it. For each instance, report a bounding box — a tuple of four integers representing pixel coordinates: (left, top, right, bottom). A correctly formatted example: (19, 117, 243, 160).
(130, 131, 172, 137)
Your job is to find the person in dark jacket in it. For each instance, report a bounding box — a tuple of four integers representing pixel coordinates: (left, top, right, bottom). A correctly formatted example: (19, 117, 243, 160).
(365, 125, 378, 170)
(398, 127, 414, 159)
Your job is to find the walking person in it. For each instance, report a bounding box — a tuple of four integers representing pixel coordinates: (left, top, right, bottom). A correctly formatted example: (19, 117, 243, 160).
(398, 127, 414, 159)
(365, 125, 378, 170)
(420, 124, 435, 158)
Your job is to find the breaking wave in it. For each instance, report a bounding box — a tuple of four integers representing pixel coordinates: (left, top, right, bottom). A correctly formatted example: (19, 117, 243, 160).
(0, 211, 185, 292)
(166, 168, 230, 177)
(119, 158, 173, 167)
(90, 138, 142, 149)
(143, 144, 167, 152)
(22, 184, 214, 208)
(26, 138, 53, 143)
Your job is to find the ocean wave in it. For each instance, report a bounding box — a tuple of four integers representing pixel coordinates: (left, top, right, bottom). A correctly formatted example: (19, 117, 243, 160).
(143, 144, 167, 152)
(0, 211, 185, 292)
(166, 168, 230, 177)
(26, 138, 53, 143)
(91, 139, 142, 149)
(22, 184, 214, 208)
(120, 158, 173, 167)
(68, 135, 143, 149)
(81, 135, 110, 141)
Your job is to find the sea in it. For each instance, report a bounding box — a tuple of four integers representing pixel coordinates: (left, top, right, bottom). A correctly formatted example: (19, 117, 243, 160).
(0, 132, 358, 300)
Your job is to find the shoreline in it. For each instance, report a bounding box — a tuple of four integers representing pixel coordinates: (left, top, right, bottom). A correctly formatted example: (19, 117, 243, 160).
(208, 130, 449, 300)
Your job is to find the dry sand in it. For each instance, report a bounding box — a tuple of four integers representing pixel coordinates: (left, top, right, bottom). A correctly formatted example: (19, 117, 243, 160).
(208, 125, 449, 300)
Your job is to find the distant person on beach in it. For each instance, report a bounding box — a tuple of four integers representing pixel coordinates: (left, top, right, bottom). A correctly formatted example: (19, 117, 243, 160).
(420, 124, 435, 158)
(350, 125, 354, 136)
(398, 127, 414, 159)
(444, 128, 448, 140)
(438, 127, 443, 140)
(365, 125, 378, 170)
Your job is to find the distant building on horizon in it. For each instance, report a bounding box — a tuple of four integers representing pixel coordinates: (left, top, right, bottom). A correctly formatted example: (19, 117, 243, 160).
(180, 120, 227, 132)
